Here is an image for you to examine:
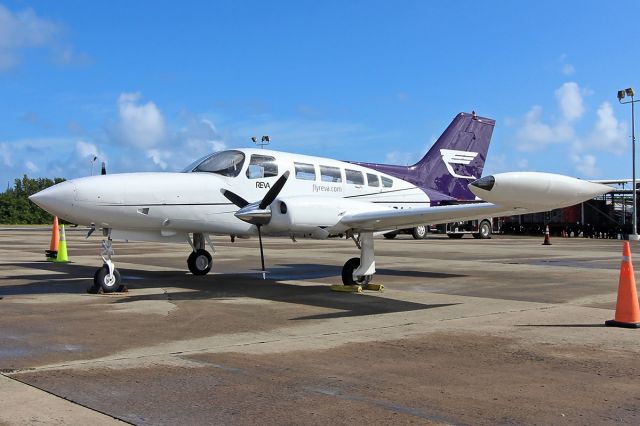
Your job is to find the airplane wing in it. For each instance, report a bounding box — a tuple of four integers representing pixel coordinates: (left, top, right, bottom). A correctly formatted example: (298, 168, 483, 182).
(341, 172, 612, 232)
(341, 202, 521, 232)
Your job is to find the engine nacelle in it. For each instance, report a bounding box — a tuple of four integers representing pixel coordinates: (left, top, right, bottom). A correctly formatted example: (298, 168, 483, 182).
(265, 195, 386, 237)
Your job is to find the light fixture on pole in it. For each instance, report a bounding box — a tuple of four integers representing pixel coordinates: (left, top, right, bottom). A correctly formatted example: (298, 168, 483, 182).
(251, 135, 270, 149)
(618, 87, 639, 241)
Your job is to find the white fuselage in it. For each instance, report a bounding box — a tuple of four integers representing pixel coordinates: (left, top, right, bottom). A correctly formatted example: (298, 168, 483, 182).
(38, 148, 429, 239)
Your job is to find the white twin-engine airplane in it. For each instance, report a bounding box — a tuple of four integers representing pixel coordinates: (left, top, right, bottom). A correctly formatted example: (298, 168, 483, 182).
(30, 112, 611, 292)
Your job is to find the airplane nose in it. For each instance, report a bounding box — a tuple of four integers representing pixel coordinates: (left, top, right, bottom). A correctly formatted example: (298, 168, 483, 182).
(29, 181, 76, 217)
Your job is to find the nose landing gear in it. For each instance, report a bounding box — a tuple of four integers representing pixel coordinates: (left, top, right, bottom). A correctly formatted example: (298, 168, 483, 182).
(88, 229, 126, 294)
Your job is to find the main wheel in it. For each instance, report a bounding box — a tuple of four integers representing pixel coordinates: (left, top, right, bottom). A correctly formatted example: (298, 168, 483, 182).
(411, 226, 427, 240)
(94, 265, 122, 293)
(383, 232, 397, 239)
(477, 220, 492, 239)
(341, 257, 361, 285)
(188, 249, 212, 275)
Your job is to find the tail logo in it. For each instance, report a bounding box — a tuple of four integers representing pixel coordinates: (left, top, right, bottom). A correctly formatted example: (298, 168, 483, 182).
(440, 149, 479, 179)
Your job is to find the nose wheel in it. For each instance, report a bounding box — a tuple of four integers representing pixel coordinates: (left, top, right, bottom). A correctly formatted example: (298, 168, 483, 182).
(88, 233, 126, 293)
(93, 263, 123, 292)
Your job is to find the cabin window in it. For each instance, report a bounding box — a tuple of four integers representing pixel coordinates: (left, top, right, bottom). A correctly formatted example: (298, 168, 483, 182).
(366, 173, 380, 187)
(192, 150, 245, 177)
(320, 166, 342, 183)
(246, 155, 278, 179)
(345, 169, 364, 185)
(381, 176, 393, 188)
(294, 162, 316, 180)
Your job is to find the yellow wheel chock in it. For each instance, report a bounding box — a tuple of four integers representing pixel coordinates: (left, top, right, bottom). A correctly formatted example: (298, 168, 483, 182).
(329, 283, 384, 293)
(330, 284, 363, 293)
(364, 283, 384, 292)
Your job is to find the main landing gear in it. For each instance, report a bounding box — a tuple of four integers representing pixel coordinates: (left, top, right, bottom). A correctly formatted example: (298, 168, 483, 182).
(340, 232, 382, 292)
(88, 228, 126, 294)
(187, 232, 213, 275)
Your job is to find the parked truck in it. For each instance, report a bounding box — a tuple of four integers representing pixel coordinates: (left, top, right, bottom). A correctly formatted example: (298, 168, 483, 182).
(383, 218, 493, 240)
(444, 218, 493, 239)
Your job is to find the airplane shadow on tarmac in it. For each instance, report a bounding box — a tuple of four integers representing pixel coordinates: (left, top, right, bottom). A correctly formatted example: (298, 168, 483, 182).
(0, 261, 463, 320)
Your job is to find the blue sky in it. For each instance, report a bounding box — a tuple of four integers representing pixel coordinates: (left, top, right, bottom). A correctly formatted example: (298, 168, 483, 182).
(1, 1, 640, 189)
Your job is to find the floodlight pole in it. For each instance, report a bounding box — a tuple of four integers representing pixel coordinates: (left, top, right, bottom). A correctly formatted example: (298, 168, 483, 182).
(633, 95, 637, 239)
(619, 88, 639, 240)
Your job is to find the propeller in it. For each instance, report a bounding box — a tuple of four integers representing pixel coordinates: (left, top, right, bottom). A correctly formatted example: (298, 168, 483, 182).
(221, 171, 290, 279)
(220, 189, 249, 209)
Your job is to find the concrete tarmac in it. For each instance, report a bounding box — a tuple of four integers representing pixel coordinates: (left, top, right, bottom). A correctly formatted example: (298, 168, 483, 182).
(1, 228, 639, 425)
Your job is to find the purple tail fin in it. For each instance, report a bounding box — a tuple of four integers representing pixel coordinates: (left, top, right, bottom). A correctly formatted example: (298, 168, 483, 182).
(352, 112, 495, 202)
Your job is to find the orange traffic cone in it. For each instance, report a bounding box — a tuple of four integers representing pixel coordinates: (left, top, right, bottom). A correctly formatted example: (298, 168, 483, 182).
(45, 216, 60, 261)
(605, 242, 640, 328)
(542, 225, 552, 245)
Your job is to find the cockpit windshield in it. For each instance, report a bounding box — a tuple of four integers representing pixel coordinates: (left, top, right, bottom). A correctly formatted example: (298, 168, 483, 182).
(184, 150, 246, 177)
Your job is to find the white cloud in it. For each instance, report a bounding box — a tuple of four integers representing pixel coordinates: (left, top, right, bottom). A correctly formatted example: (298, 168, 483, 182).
(0, 5, 61, 70)
(0, 142, 12, 167)
(562, 63, 575, 76)
(571, 153, 598, 177)
(517, 105, 574, 150)
(146, 149, 170, 170)
(512, 81, 628, 177)
(555, 82, 584, 122)
(517, 82, 587, 151)
(75, 140, 100, 159)
(25, 160, 38, 173)
(516, 158, 529, 169)
(559, 54, 575, 76)
(51, 45, 90, 66)
(384, 151, 413, 165)
(116, 92, 166, 148)
(589, 102, 627, 154)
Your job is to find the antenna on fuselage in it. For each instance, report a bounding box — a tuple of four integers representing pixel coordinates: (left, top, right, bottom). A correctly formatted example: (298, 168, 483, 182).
(251, 135, 270, 149)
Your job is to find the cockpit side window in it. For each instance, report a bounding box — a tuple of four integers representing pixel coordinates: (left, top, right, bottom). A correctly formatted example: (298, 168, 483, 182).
(246, 155, 278, 179)
(193, 150, 246, 177)
(181, 154, 212, 173)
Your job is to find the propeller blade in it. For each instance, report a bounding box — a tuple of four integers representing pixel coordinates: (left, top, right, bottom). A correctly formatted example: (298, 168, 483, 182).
(259, 171, 290, 210)
(257, 225, 266, 280)
(221, 189, 250, 208)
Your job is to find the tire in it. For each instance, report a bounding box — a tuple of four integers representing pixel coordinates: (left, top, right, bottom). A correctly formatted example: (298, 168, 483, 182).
(411, 226, 427, 240)
(94, 265, 122, 293)
(188, 249, 212, 275)
(383, 232, 397, 239)
(477, 220, 492, 239)
(341, 257, 360, 285)
(447, 233, 464, 239)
